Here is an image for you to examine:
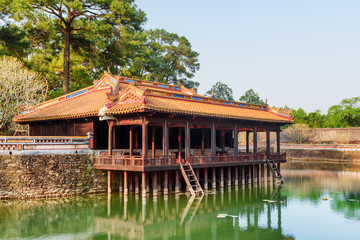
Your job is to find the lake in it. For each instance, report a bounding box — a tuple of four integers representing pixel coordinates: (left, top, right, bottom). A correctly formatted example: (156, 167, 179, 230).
(1, 169, 360, 240)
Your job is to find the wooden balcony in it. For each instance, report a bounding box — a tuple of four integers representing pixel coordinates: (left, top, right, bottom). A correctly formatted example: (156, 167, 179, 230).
(93, 152, 286, 172)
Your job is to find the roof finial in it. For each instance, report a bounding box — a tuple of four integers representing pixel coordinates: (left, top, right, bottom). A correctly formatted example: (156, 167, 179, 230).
(210, 91, 215, 98)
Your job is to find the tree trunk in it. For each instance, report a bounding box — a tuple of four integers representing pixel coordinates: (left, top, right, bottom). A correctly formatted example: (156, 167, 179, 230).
(63, 28, 71, 95)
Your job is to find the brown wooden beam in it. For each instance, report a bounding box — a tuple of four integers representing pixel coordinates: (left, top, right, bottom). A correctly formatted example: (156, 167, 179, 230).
(185, 119, 190, 162)
(234, 123, 238, 157)
(163, 118, 169, 157)
(277, 128, 281, 154)
(108, 121, 114, 155)
(266, 127, 271, 159)
(142, 116, 148, 157)
(211, 122, 216, 156)
(253, 127, 258, 154)
(246, 131, 250, 154)
(152, 127, 156, 157)
(129, 127, 133, 156)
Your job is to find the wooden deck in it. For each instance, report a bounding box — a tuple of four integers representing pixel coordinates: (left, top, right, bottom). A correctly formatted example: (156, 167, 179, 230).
(93, 152, 286, 172)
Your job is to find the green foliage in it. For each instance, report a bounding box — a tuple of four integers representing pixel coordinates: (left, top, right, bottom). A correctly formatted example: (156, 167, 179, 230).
(206, 81, 234, 101)
(125, 29, 200, 90)
(239, 89, 265, 105)
(289, 97, 360, 129)
(0, 1, 200, 97)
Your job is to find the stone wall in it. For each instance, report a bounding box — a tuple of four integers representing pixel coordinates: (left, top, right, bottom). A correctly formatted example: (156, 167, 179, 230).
(284, 148, 360, 161)
(0, 154, 110, 199)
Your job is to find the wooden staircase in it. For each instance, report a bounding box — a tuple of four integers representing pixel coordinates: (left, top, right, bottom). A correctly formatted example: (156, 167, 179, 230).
(266, 159, 284, 184)
(179, 163, 204, 196)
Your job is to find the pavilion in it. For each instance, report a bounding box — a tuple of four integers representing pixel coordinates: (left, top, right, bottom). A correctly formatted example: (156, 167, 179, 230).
(14, 72, 293, 196)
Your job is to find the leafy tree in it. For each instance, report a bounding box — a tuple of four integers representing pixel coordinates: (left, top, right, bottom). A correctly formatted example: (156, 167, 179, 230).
(291, 108, 308, 124)
(324, 97, 360, 128)
(0, 24, 29, 58)
(239, 89, 264, 105)
(307, 110, 325, 128)
(3, 0, 146, 94)
(206, 81, 234, 101)
(125, 29, 200, 90)
(0, 56, 47, 134)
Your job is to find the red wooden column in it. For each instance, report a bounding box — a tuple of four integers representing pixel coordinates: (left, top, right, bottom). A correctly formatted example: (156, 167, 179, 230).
(152, 127, 156, 157)
(185, 119, 191, 162)
(164, 171, 169, 195)
(253, 126, 258, 155)
(142, 116, 148, 161)
(276, 127, 281, 176)
(201, 129, 205, 155)
(266, 127, 271, 181)
(135, 173, 139, 194)
(163, 118, 169, 158)
(178, 128, 182, 162)
(211, 122, 216, 157)
(234, 123, 238, 159)
(276, 128, 281, 154)
(246, 130, 250, 154)
(129, 127, 133, 156)
(221, 130, 225, 154)
(108, 121, 114, 156)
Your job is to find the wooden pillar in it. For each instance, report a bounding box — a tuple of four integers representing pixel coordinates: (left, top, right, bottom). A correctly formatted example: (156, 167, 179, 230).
(107, 170, 111, 194)
(211, 122, 216, 157)
(277, 128, 281, 154)
(253, 164, 258, 183)
(135, 173, 139, 194)
(201, 129, 205, 155)
(253, 127, 258, 154)
(108, 121, 114, 155)
(235, 166, 239, 186)
(227, 167, 231, 187)
(234, 123, 238, 158)
(261, 164, 265, 182)
(142, 116, 148, 157)
(153, 172, 158, 196)
(146, 174, 150, 192)
(266, 127, 271, 159)
(248, 165, 252, 184)
(163, 118, 169, 157)
(152, 127, 156, 157)
(267, 162, 271, 181)
(241, 166, 245, 185)
(185, 119, 191, 162)
(220, 167, 224, 188)
(119, 172, 123, 192)
(212, 167, 216, 189)
(124, 171, 128, 195)
(204, 168, 208, 190)
(141, 172, 146, 197)
(129, 172, 133, 191)
(221, 130, 225, 154)
(164, 171, 169, 194)
(175, 170, 180, 193)
(178, 127, 182, 162)
(129, 127, 133, 156)
(246, 131, 250, 154)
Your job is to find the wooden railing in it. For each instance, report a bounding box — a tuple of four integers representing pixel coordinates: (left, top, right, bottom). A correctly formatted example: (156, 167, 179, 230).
(95, 154, 177, 167)
(95, 152, 286, 167)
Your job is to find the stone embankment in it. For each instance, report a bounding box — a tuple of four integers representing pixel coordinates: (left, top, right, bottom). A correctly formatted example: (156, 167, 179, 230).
(281, 144, 360, 171)
(0, 154, 108, 199)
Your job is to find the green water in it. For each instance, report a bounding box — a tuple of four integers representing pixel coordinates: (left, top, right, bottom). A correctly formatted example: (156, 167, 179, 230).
(1, 169, 360, 240)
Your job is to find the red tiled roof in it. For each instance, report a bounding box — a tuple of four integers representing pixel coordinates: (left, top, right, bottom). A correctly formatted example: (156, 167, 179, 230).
(14, 72, 293, 124)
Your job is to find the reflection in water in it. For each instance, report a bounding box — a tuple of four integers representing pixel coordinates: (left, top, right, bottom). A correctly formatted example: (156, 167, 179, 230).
(1, 170, 360, 239)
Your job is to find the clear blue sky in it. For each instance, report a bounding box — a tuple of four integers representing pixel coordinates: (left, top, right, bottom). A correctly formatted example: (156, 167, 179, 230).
(136, 0, 360, 113)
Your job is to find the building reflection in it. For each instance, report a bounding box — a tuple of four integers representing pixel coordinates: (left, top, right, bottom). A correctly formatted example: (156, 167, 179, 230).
(95, 184, 294, 240)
